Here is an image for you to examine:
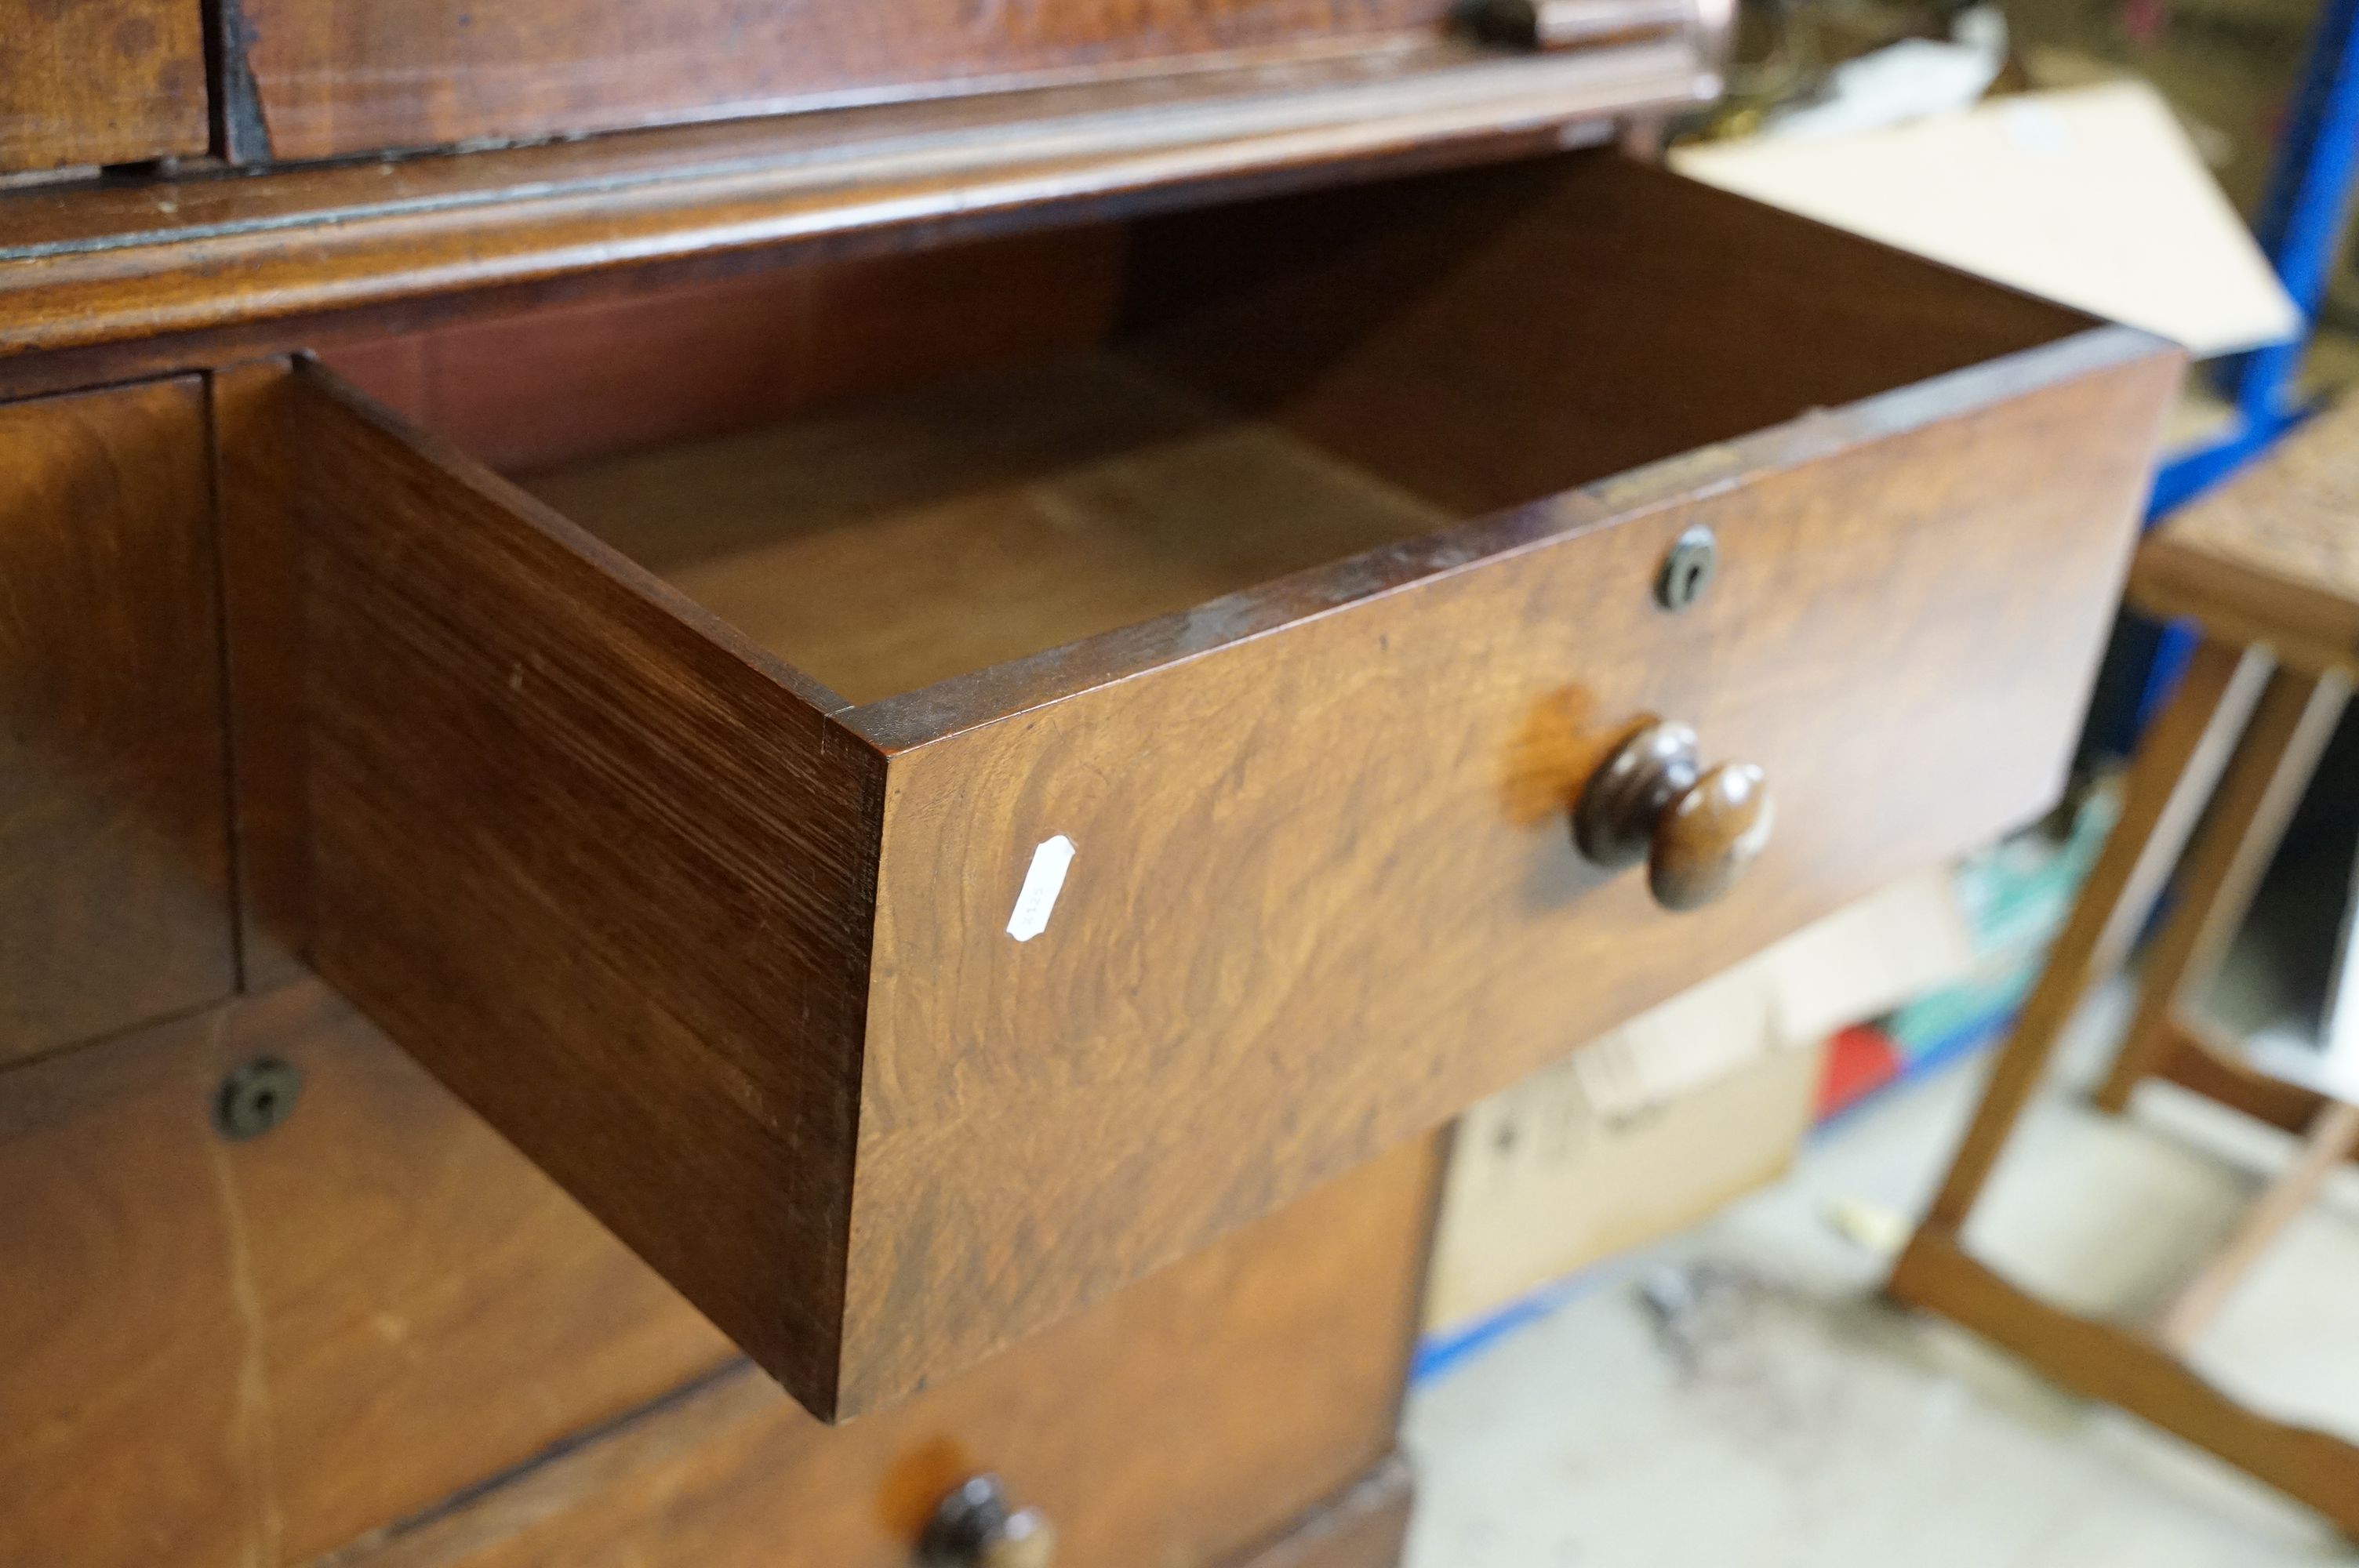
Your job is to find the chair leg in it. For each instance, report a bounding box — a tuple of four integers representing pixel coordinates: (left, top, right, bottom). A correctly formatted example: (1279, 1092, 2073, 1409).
(1920, 640, 2273, 1234)
(1889, 1227, 2359, 1537)
(2094, 668, 2352, 1115)
(2153, 1099, 2359, 1350)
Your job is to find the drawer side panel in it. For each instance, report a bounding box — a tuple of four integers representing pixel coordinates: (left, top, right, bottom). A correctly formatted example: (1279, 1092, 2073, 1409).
(285, 365, 883, 1416)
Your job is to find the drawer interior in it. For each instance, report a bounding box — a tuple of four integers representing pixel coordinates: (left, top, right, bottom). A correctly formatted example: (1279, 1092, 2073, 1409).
(323, 151, 2088, 710)
(518, 354, 1454, 704)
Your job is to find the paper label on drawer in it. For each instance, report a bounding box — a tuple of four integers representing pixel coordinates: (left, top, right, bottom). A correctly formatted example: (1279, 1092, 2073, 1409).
(1006, 836, 1076, 942)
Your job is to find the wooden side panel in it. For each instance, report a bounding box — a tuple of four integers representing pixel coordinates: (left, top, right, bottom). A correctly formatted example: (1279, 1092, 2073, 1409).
(240, 0, 1457, 162)
(314, 226, 1127, 475)
(317, 1140, 1433, 1568)
(841, 347, 2181, 1410)
(0, 0, 205, 174)
(0, 983, 732, 1568)
(1125, 155, 2094, 518)
(285, 365, 885, 1416)
(0, 375, 234, 1063)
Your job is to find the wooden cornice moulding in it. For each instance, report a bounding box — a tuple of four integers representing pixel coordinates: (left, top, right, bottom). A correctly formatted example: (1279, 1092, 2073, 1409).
(0, 41, 1711, 363)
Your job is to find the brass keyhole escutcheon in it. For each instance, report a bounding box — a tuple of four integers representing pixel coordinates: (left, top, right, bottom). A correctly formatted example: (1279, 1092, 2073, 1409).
(1572, 720, 1771, 911)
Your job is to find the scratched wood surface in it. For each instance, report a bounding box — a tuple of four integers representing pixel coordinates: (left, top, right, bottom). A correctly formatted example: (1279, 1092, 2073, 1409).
(0, 375, 234, 1063)
(0, 0, 206, 175)
(0, 982, 734, 1568)
(238, 0, 1459, 161)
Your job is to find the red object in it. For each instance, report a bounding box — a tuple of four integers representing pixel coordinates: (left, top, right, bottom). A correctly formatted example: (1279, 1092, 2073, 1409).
(1817, 1024, 1903, 1120)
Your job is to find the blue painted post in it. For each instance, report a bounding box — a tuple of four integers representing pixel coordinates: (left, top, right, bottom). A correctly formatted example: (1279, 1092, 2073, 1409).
(2225, 0, 2359, 432)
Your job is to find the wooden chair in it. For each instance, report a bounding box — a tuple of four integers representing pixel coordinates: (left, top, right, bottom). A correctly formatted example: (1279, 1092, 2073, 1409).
(1892, 397, 2359, 1535)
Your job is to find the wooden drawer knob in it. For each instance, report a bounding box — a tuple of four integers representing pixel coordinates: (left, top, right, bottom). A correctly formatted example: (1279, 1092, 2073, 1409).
(918, 1475, 1058, 1568)
(1572, 720, 1772, 911)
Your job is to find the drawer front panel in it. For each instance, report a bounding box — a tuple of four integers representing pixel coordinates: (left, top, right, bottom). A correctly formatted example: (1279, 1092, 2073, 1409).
(0, 979, 1423, 1566)
(0, 0, 207, 174)
(844, 346, 2175, 1407)
(240, 0, 1459, 162)
(0, 982, 733, 1568)
(328, 1143, 1431, 1567)
(0, 376, 234, 1062)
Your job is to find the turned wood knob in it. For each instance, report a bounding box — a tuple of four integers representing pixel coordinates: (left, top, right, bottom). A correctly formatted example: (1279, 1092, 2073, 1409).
(918, 1475, 1057, 1568)
(1572, 720, 1772, 911)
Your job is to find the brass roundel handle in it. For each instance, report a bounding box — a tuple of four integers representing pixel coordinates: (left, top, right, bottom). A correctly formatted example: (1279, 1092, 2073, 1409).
(918, 1475, 1058, 1568)
(1572, 720, 1772, 912)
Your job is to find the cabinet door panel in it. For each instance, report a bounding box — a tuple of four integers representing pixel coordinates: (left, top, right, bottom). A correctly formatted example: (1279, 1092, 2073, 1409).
(0, 375, 234, 1061)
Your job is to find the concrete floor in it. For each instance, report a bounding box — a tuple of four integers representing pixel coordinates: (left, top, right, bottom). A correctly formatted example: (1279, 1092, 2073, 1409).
(1403, 988, 2359, 1566)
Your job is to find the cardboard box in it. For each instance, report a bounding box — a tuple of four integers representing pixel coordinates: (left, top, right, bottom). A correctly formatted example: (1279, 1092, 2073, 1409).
(1425, 874, 1973, 1334)
(1670, 82, 2299, 358)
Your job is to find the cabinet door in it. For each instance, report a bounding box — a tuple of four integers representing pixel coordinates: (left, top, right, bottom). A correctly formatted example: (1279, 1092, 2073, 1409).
(0, 376, 234, 1060)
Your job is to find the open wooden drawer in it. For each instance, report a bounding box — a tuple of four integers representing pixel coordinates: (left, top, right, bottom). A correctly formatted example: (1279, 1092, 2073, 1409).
(245, 151, 2179, 1421)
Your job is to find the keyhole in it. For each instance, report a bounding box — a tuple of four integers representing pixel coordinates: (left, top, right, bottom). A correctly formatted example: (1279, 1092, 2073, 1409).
(216, 1058, 304, 1140)
(1657, 526, 1717, 612)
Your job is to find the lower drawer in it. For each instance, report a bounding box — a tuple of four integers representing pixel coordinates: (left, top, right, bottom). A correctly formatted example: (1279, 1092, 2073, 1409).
(245, 151, 2179, 1418)
(0, 983, 1430, 1568)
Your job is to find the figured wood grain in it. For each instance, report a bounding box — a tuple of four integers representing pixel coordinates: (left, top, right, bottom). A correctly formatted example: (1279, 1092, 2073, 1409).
(0, 375, 234, 1062)
(838, 342, 2179, 1407)
(0, 42, 1691, 377)
(0, 0, 206, 175)
(0, 981, 733, 1568)
(306, 1141, 1435, 1568)
(286, 364, 885, 1416)
(239, 0, 1459, 160)
(1889, 1226, 2359, 1535)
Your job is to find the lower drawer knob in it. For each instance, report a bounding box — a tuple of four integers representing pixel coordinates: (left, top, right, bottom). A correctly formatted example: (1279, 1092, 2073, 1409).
(919, 1475, 1058, 1568)
(1572, 720, 1772, 911)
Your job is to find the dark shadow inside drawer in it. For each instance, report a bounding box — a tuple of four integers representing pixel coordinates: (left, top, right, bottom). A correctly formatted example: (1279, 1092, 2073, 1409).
(289, 147, 2174, 1425)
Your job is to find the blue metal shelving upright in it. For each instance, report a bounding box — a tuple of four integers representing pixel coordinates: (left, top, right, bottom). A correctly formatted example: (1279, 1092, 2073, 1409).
(2115, 0, 2359, 742)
